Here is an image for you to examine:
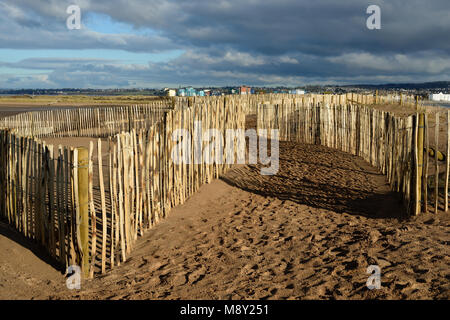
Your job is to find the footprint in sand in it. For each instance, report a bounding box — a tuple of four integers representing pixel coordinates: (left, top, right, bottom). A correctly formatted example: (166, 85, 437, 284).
(241, 263, 258, 276)
(171, 272, 188, 286)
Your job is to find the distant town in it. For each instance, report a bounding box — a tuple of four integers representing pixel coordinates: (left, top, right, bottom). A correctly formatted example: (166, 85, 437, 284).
(1, 81, 449, 102)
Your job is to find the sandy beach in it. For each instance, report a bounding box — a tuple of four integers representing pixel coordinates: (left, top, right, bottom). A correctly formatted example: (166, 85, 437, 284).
(1, 138, 448, 300)
(1, 0, 449, 303)
(0, 106, 449, 300)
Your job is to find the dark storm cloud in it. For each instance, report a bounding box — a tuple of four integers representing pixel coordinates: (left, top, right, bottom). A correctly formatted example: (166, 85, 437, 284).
(0, 0, 449, 88)
(86, 0, 450, 55)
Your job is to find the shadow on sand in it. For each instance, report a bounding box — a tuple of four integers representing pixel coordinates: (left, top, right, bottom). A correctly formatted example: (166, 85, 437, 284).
(0, 220, 65, 273)
(221, 161, 408, 221)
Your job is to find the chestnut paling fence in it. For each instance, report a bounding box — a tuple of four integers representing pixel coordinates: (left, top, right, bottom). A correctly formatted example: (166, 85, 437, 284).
(0, 93, 448, 279)
(0, 96, 245, 278)
(0, 103, 171, 138)
(256, 94, 449, 217)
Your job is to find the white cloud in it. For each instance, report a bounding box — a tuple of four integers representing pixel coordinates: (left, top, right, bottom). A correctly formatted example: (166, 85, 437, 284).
(0, 0, 449, 88)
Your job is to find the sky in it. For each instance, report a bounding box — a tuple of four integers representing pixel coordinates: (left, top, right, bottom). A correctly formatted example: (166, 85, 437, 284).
(0, 0, 449, 89)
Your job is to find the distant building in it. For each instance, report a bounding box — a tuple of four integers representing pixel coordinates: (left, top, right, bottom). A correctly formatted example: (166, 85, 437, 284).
(163, 88, 177, 97)
(240, 86, 252, 95)
(429, 92, 450, 102)
(290, 89, 306, 95)
(186, 87, 196, 97)
(178, 88, 186, 97)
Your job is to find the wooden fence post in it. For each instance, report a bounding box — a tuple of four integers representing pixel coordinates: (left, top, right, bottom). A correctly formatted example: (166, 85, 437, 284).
(435, 113, 439, 214)
(88, 141, 97, 278)
(98, 139, 107, 274)
(76, 147, 90, 279)
(423, 114, 429, 213)
(446, 110, 449, 212)
(77, 110, 81, 136)
(416, 113, 425, 215)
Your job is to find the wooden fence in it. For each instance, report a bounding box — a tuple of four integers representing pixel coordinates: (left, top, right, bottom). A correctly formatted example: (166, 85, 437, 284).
(257, 95, 449, 216)
(0, 96, 245, 278)
(0, 93, 448, 279)
(0, 103, 171, 138)
(0, 131, 81, 269)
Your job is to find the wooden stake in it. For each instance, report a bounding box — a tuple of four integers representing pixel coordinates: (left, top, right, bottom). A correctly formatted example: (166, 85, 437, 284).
(435, 113, 439, 214)
(108, 138, 115, 269)
(88, 141, 97, 278)
(446, 110, 449, 212)
(423, 114, 429, 213)
(98, 139, 107, 274)
(416, 113, 424, 215)
(48, 145, 56, 257)
(75, 147, 90, 279)
(117, 135, 126, 262)
(57, 146, 66, 267)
